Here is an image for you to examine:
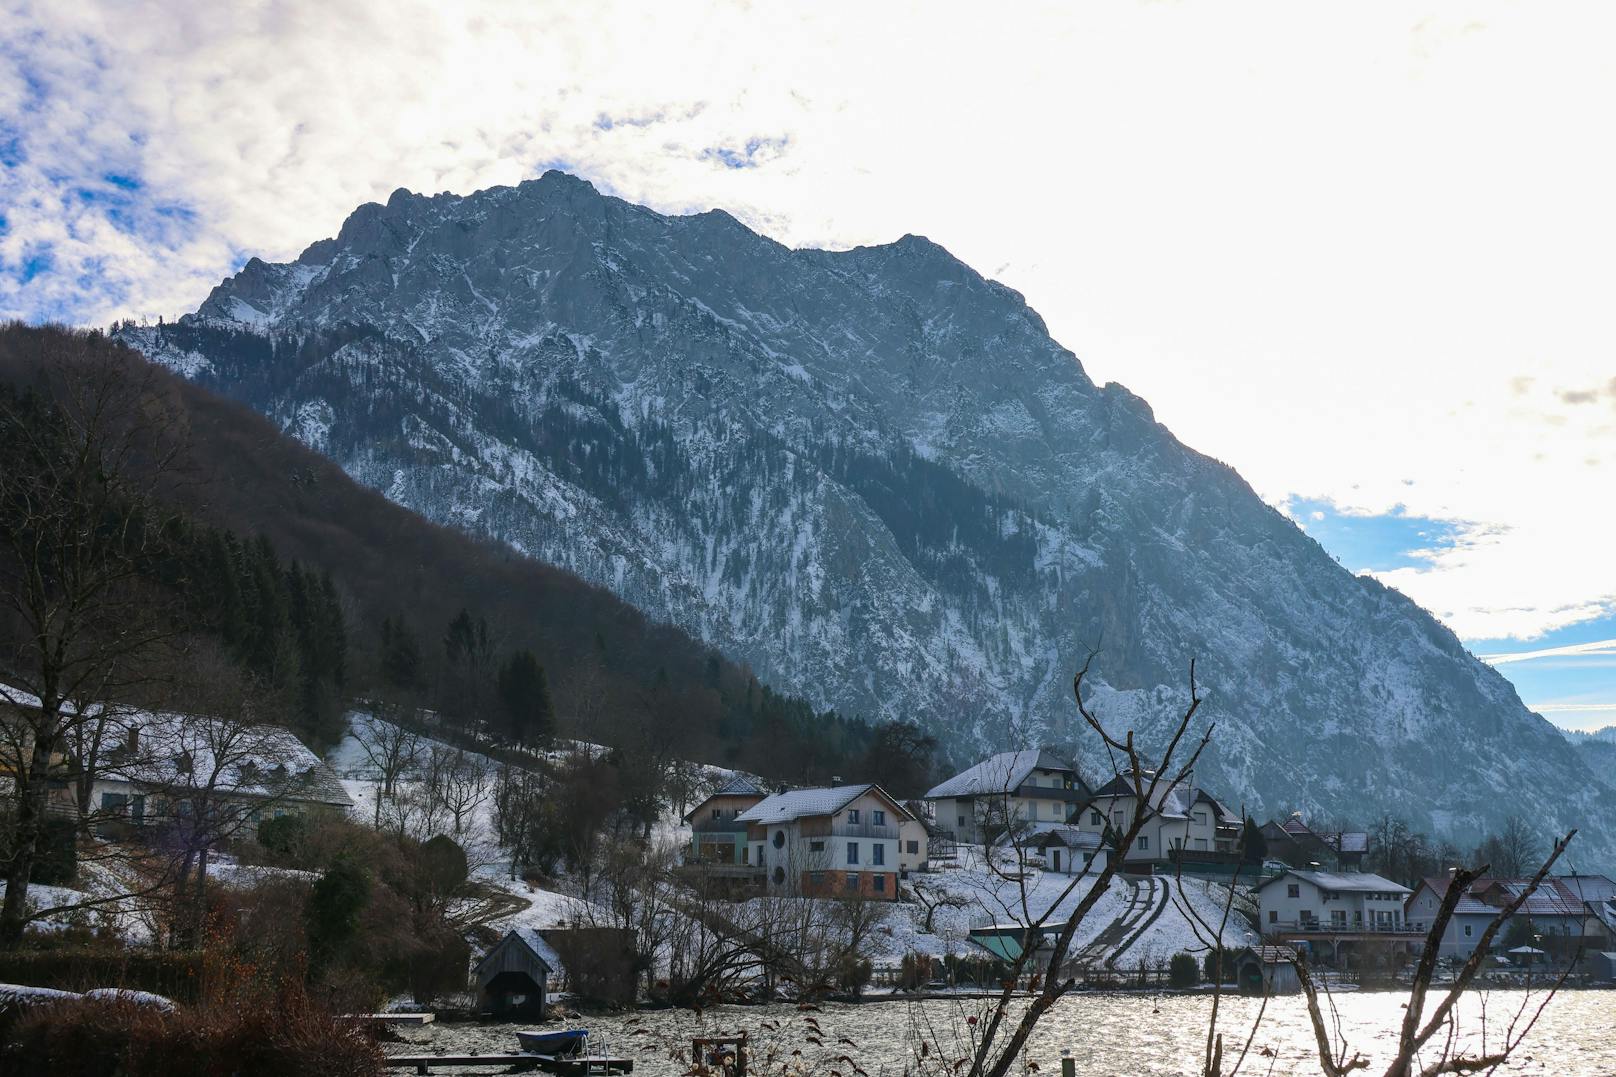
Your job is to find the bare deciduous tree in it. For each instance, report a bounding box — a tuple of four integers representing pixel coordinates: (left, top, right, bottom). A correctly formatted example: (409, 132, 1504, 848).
(0, 339, 186, 946)
(351, 706, 422, 827)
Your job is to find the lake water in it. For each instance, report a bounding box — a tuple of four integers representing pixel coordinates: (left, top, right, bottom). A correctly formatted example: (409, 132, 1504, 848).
(394, 989, 1616, 1076)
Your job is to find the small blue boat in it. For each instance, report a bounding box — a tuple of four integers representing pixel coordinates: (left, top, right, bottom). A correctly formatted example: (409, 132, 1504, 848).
(517, 1028, 589, 1056)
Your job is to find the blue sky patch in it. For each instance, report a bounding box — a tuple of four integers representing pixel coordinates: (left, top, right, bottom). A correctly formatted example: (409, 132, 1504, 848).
(1284, 496, 1464, 573)
(698, 135, 789, 170)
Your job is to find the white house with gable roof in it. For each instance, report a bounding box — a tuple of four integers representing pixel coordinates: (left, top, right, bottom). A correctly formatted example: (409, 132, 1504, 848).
(737, 784, 913, 901)
(923, 749, 1086, 845)
(1257, 869, 1412, 933)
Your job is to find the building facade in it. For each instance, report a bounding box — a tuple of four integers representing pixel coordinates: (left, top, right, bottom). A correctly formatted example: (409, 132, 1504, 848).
(738, 784, 913, 900)
(923, 750, 1086, 845)
(1258, 869, 1412, 933)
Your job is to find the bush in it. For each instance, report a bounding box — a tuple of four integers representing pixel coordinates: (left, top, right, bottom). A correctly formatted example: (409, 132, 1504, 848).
(306, 860, 370, 976)
(1203, 948, 1228, 984)
(256, 814, 307, 861)
(1169, 952, 1200, 989)
(0, 947, 205, 1002)
(898, 952, 934, 990)
(2, 990, 382, 1076)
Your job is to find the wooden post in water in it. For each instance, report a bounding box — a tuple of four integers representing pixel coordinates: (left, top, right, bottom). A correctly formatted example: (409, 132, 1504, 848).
(692, 1035, 747, 1077)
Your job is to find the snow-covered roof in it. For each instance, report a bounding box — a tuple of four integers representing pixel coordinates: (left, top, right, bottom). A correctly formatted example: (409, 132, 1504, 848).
(925, 749, 1075, 799)
(105, 714, 352, 808)
(736, 783, 910, 825)
(1, 682, 350, 808)
(511, 925, 561, 972)
(1258, 870, 1410, 895)
(1415, 875, 1611, 919)
(1332, 832, 1369, 854)
(713, 775, 765, 797)
(1038, 826, 1103, 850)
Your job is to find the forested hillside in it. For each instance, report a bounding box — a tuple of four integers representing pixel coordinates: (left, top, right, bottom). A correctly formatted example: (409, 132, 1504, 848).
(0, 324, 907, 783)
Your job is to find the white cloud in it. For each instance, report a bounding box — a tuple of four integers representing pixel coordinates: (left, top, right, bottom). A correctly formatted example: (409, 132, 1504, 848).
(1480, 640, 1616, 666)
(5, 1, 1616, 642)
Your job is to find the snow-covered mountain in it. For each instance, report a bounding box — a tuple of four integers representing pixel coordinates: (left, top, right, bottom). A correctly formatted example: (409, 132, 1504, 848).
(120, 171, 1614, 865)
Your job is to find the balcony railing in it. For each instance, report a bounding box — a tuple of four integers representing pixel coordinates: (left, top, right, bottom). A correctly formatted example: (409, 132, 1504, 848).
(691, 819, 750, 834)
(1267, 919, 1423, 936)
(830, 822, 898, 840)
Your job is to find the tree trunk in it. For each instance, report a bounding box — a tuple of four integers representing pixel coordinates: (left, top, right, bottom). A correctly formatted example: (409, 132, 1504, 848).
(0, 723, 59, 946)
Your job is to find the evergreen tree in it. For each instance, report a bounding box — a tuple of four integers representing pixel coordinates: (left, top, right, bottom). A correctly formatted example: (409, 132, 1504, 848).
(380, 614, 423, 694)
(497, 650, 553, 745)
(1242, 817, 1268, 864)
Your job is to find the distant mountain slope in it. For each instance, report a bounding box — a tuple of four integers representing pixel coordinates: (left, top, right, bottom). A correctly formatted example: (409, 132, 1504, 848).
(0, 324, 870, 783)
(119, 172, 1616, 865)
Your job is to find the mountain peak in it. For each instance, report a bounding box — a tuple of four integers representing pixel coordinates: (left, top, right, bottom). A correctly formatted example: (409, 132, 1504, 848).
(125, 178, 1616, 870)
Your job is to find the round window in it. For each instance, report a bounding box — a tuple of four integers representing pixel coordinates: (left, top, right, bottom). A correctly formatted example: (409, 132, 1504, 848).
(773, 830, 785, 849)
(773, 866, 785, 885)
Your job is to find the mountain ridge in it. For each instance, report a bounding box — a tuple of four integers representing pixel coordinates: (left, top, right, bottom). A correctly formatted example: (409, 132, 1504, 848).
(118, 171, 1616, 867)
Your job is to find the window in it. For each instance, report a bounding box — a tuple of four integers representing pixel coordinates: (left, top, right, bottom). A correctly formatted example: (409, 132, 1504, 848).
(773, 830, 785, 848)
(1193, 812, 1207, 826)
(809, 871, 825, 886)
(1287, 884, 1300, 899)
(1269, 910, 1278, 924)
(1300, 909, 1314, 924)
(872, 844, 885, 866)
(845, 873, 858, 891)
(741, 847, 749, 864)
(1090, 811, 1102, 825)
(1463, 924, 1473, 938)
(809, 840, 825, 853)
(1138, 836, 1149, 851)
(873, 874, 886, 892)
(906, 840, 919, 854)
(958, 815, 966, 827)
(101, 792, 128, 815)
(847, 842, 859, 865)
(712, 809, 721, 819)
(1194, 838, 1207, 851)
(872, 810, 885, 826)
(848, 809, 860, 824)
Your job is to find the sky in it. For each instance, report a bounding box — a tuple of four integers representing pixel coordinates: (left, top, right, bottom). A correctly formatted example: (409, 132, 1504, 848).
(3, 2, 1613, 730)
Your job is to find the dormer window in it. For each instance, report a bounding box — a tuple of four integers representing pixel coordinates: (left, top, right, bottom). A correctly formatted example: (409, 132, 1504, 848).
(175, 751, 193, 776)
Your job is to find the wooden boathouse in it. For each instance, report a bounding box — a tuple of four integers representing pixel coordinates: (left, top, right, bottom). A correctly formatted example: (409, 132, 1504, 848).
(474, 927, 555, 1018)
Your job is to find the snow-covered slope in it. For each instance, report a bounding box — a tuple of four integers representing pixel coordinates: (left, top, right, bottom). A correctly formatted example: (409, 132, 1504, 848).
(120, 171, 1615, 866)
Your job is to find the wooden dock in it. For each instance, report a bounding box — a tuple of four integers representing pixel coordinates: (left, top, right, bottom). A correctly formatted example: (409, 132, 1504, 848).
(343, 1012, 436, 1025)
(385, 1052, 633, 1075)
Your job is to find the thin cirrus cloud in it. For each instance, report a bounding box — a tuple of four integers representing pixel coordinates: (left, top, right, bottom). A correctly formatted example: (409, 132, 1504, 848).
(5, 1, 1616, 655)
(1479, 639, 1616, 666)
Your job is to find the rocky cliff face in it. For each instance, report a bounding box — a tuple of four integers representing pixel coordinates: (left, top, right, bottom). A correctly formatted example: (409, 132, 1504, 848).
(121, 171, 1614, 862)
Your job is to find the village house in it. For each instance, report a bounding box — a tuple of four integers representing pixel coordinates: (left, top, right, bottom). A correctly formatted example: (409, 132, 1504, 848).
(683, 775, 767, 865)
(923, 749, 1087, 845)
(1257, 869, 1412, 934)
(737, 784, 913, 901)
(1405, 873, 1615, 960)
(1070, 769, 1243, 871)
(0, 686, 352, 828)
(897, 811, 930, 876)
(1034, 826, 1109, 876)
(91, 715, 353, 829)
(1260, 813, 1369, 872)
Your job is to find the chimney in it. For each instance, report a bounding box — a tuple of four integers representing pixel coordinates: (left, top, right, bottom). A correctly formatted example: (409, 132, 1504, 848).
(127, 726, 140, 754)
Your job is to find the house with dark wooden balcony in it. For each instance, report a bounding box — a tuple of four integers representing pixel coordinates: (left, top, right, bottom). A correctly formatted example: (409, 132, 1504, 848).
(1070, 769, 1243, 873)
(923, 749, 1088, 845)
(1259, 812, 1369, 872)
(737, 784, 913, 901)
(684, 775, 767, 864)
